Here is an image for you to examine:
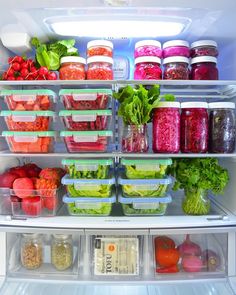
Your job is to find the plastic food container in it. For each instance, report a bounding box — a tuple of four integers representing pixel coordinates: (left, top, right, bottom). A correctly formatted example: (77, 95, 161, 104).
(119, 194, 172, 216)
(163, 40, 190, 58)
(134, 57, 162, 80)
(190, 40, 218, 58)
(209, 102, 236, 153)
(87, 40, 113, 57)
(61, 174, 115, 198)
(122, 124, 149, 153)
(181, 102, 209, 153)
(2, 131, 56, 153)
(121, 158, 172, 179)
(62, 158, 113, 179)
(59, 56, 86, 80)
(134, 40, 162, 58)
(87, 56, 113, 80)
(63, 194, 116, 216)
(190, 57, 218, 80)
(60, 130, 113, 153)
(1, 89, 56, 111)
(1, 111, 55, 131)
(118, 176, 172, 198)
(59, 110, 112, 131)
(153, 102, 181, 153)
(163, 57, 189, 80)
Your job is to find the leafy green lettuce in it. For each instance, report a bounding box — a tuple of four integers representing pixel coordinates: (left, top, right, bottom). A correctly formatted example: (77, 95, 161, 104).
(68, 202, 112, 215)
(125, 165, 168, 179)
(67, 184, 112, 198)
(123, 184, 168, 197)
(122, 203, 167, 215)
(68, 165, 108, 179)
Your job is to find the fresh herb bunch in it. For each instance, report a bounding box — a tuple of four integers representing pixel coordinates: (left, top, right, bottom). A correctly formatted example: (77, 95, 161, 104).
(113, 85, 175, 125)
(31, 37, 79, 71)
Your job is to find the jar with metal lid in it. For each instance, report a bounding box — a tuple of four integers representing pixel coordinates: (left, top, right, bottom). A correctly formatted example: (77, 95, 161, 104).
(163, 40, 190, 58)
(190, 56, 218, 80)
(153, 102, 180, 153)
(209, 102, 236, 153)
(51, 234, 73, 271)
(181, 102, 209, 153)
(134, 40, 162, 58)
(87, 40, 113, 57)
(163, 57, 189, 80)
(134, 57, 162, 80)
(21, 233, 43, 270)
(59, 57, 86, 80)
(87, 56, 113, 80)
(190, 40, 218, 58)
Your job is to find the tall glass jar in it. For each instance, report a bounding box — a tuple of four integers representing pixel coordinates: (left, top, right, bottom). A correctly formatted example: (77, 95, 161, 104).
(59, 57, 86, 80)
(134, 40, 162, 58)
(87, 56, 113, 80)
(181, 102, 209, 153)
(182, 188, 210, 215)
(153, 102, 180, 153)
(209, 102, 236, 153)
(163, 40, 190, 58)
(21, 233, 43, 270)
(190, 40, 218, 58)
(122, 124, 149, 153)
(134, 57, 162, 80)
(163, 57, 189, 80)
(190, 56, 218, 80)
(87, 40, 113, 57)
(51, 234, 73, 271)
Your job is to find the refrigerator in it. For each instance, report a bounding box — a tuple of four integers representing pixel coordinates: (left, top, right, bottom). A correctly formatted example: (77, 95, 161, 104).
(0, 0, 236, 294)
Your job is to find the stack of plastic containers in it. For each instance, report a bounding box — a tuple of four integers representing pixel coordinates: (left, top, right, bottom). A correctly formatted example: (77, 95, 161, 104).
(61, 159, 116, 216)
(118, 159, 172, 216)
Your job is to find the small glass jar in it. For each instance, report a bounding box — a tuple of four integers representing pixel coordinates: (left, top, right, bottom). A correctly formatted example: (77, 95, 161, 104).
(163, 40, 190, 58)
(87, 40, 113, 57)
(209, 102, 236, 153)
(163, 57, 189, 80)
(183, 188, 210, 215)
(153, 102, 180, 153)
(51, 234, 73, 271)
(59, 57, 86, 80)
(181, 102, 209, 153)
(87, 56, 113, 80)
(122, 124, 149, 153)
(134, 40, 162, 58)
(21, 233, 43, 270)
(190, 40, 218, 58)
(134, 57, 162, 80)
(190, 56, 218, 80)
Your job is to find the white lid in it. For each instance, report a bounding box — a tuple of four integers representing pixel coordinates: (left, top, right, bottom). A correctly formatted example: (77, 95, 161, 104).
(135, 40, 161, 49)
(163, 40, 189, 49)
(208, 102, 235, 109)
(87, 40, 113, 49)
(60, 56, 86, 64)
(87, 56, 114, 65)
(191, 40, 217, 49)
(163, 56, 189, 64)
(22, 233, 40, 238)
(156, 101, 180, 108)
(181, 102, 208, 108)
(191, 56, 217, 64)
(53, 234, 71, 240)
(134, 56, 161, 65)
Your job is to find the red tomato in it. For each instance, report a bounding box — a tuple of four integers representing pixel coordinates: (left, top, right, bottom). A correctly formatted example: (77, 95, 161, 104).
(22, 196, 41, 216)
(155, 236, 176, 249)
(156, 247, 180, 267)
(43, 196, 57, 211)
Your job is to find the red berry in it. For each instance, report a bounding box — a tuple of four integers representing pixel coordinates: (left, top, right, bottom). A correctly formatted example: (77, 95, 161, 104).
(12, 62, 21, 71)
(39, 67, 49, 76)
(20, 68, 29, 78)
(7, 76, 15, 80)
(47, 72, 57, 80)
(16, 76, 24, 80)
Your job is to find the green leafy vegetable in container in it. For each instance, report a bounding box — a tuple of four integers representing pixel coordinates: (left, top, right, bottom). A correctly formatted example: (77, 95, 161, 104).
(68, 203, 112, 215)
(123, 184, 168, 198)
(67, 184, 112, 198)
(68, 165, 108, 179)
(122, 203, 168, 216)
(125, 165, 167, 179)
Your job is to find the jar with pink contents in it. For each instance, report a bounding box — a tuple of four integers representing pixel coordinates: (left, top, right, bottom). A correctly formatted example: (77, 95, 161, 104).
(190, 40, 218, 58)
(134, 40, 162, 58)
(134, 57, 162, 80)
(190, 56, 218, 80)
(163, 40, 190, 58)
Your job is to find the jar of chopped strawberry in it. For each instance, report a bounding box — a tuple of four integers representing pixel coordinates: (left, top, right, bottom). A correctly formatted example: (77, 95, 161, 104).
(87, 40, 113, 57)
(59, 57, 86, 80)
(87, 56, 113, 80)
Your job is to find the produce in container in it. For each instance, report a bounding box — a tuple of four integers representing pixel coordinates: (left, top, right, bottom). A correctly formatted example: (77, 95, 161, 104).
(181, 255, 203, 272)
(177, 234, 202, 257)
(134, 40, 162, 58)
(87, 40, 113, 57)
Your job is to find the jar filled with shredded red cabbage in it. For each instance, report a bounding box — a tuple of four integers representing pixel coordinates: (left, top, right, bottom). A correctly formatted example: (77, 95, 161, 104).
(181, 102, 209, 153)
(134, 57, 162, 80)
(87, 56, 113, 80)
(134, 40, 162, 58)
(190, 40, 218, 58)
(190, 56, 218, 80)
(153, 102, 180, 153)
(163, 40, 190, 58)
(209, 102, 236, 153)
(122, 124, 149, 153)
(163, 57, 189, 80)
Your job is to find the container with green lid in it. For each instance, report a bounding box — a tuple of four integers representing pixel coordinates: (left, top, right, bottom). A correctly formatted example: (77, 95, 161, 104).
(59, 89, 112, 110)
(121, 158, 172, 179)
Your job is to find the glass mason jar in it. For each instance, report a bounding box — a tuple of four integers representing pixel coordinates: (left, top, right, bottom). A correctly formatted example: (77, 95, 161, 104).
(21, 233, 43, 270)
(134, 57, 162, 80)
(163, 57, 189, 80)
(162, 40, 190, 58)
(190, 56, 218, 80)
(181, 102, 209, 153)
(59, 57, 86, 80)
(87, 56, 113, 80)
(122, 124, 149, 153)
(152, 102, 180, 153)
(182, 188, 210, 215)
(134, 40, 162, 58)
(87, 40, 113, 57)
(190, 40, 218, 58)
(209, 102, 236, 153)
(51, 234, 73, 271)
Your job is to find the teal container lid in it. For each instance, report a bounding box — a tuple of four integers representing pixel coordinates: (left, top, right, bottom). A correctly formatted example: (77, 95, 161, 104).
(121, 158, 172, 166)
(62, 158, 113, 166)
(0, 110, 55, 117)
(59, 110, 112, 116)
(2, 131, 56, 137)
(0, 89, 56, 97)
(61, 174, 115, 185)
(59, 89, 112, 95)
(60, 131, 113, 137)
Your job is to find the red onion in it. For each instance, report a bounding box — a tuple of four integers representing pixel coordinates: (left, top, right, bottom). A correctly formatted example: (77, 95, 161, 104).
(202, 249, 220, 271)
(182, 255, 203, 272)
(178, 234, 202, 257)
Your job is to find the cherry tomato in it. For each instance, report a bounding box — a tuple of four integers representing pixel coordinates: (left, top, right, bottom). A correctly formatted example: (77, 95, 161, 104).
(155, 236, 176, 249)
(21, 62, 28, 69)
(156, 247, 180, 267)
(15, 56, 24, 64)
(39, 67, 49, 76)
(7, 68, 15, 76)
(47, 72, 57, 80)
(22, 196, 41, 216)
(20, 68, 29, 78)
(12, 62, 21, 71)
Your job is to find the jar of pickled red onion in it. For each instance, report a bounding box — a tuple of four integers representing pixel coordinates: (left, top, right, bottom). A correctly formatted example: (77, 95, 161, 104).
(134, 57, 162, 80)
(87, 40, 113, 57)
(87, 56, 113, 80)
(134, 40, 162, 58)
(190, 40, 218, 58)
(59, 57, 86, 80)
(163, 40, 190, 58)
